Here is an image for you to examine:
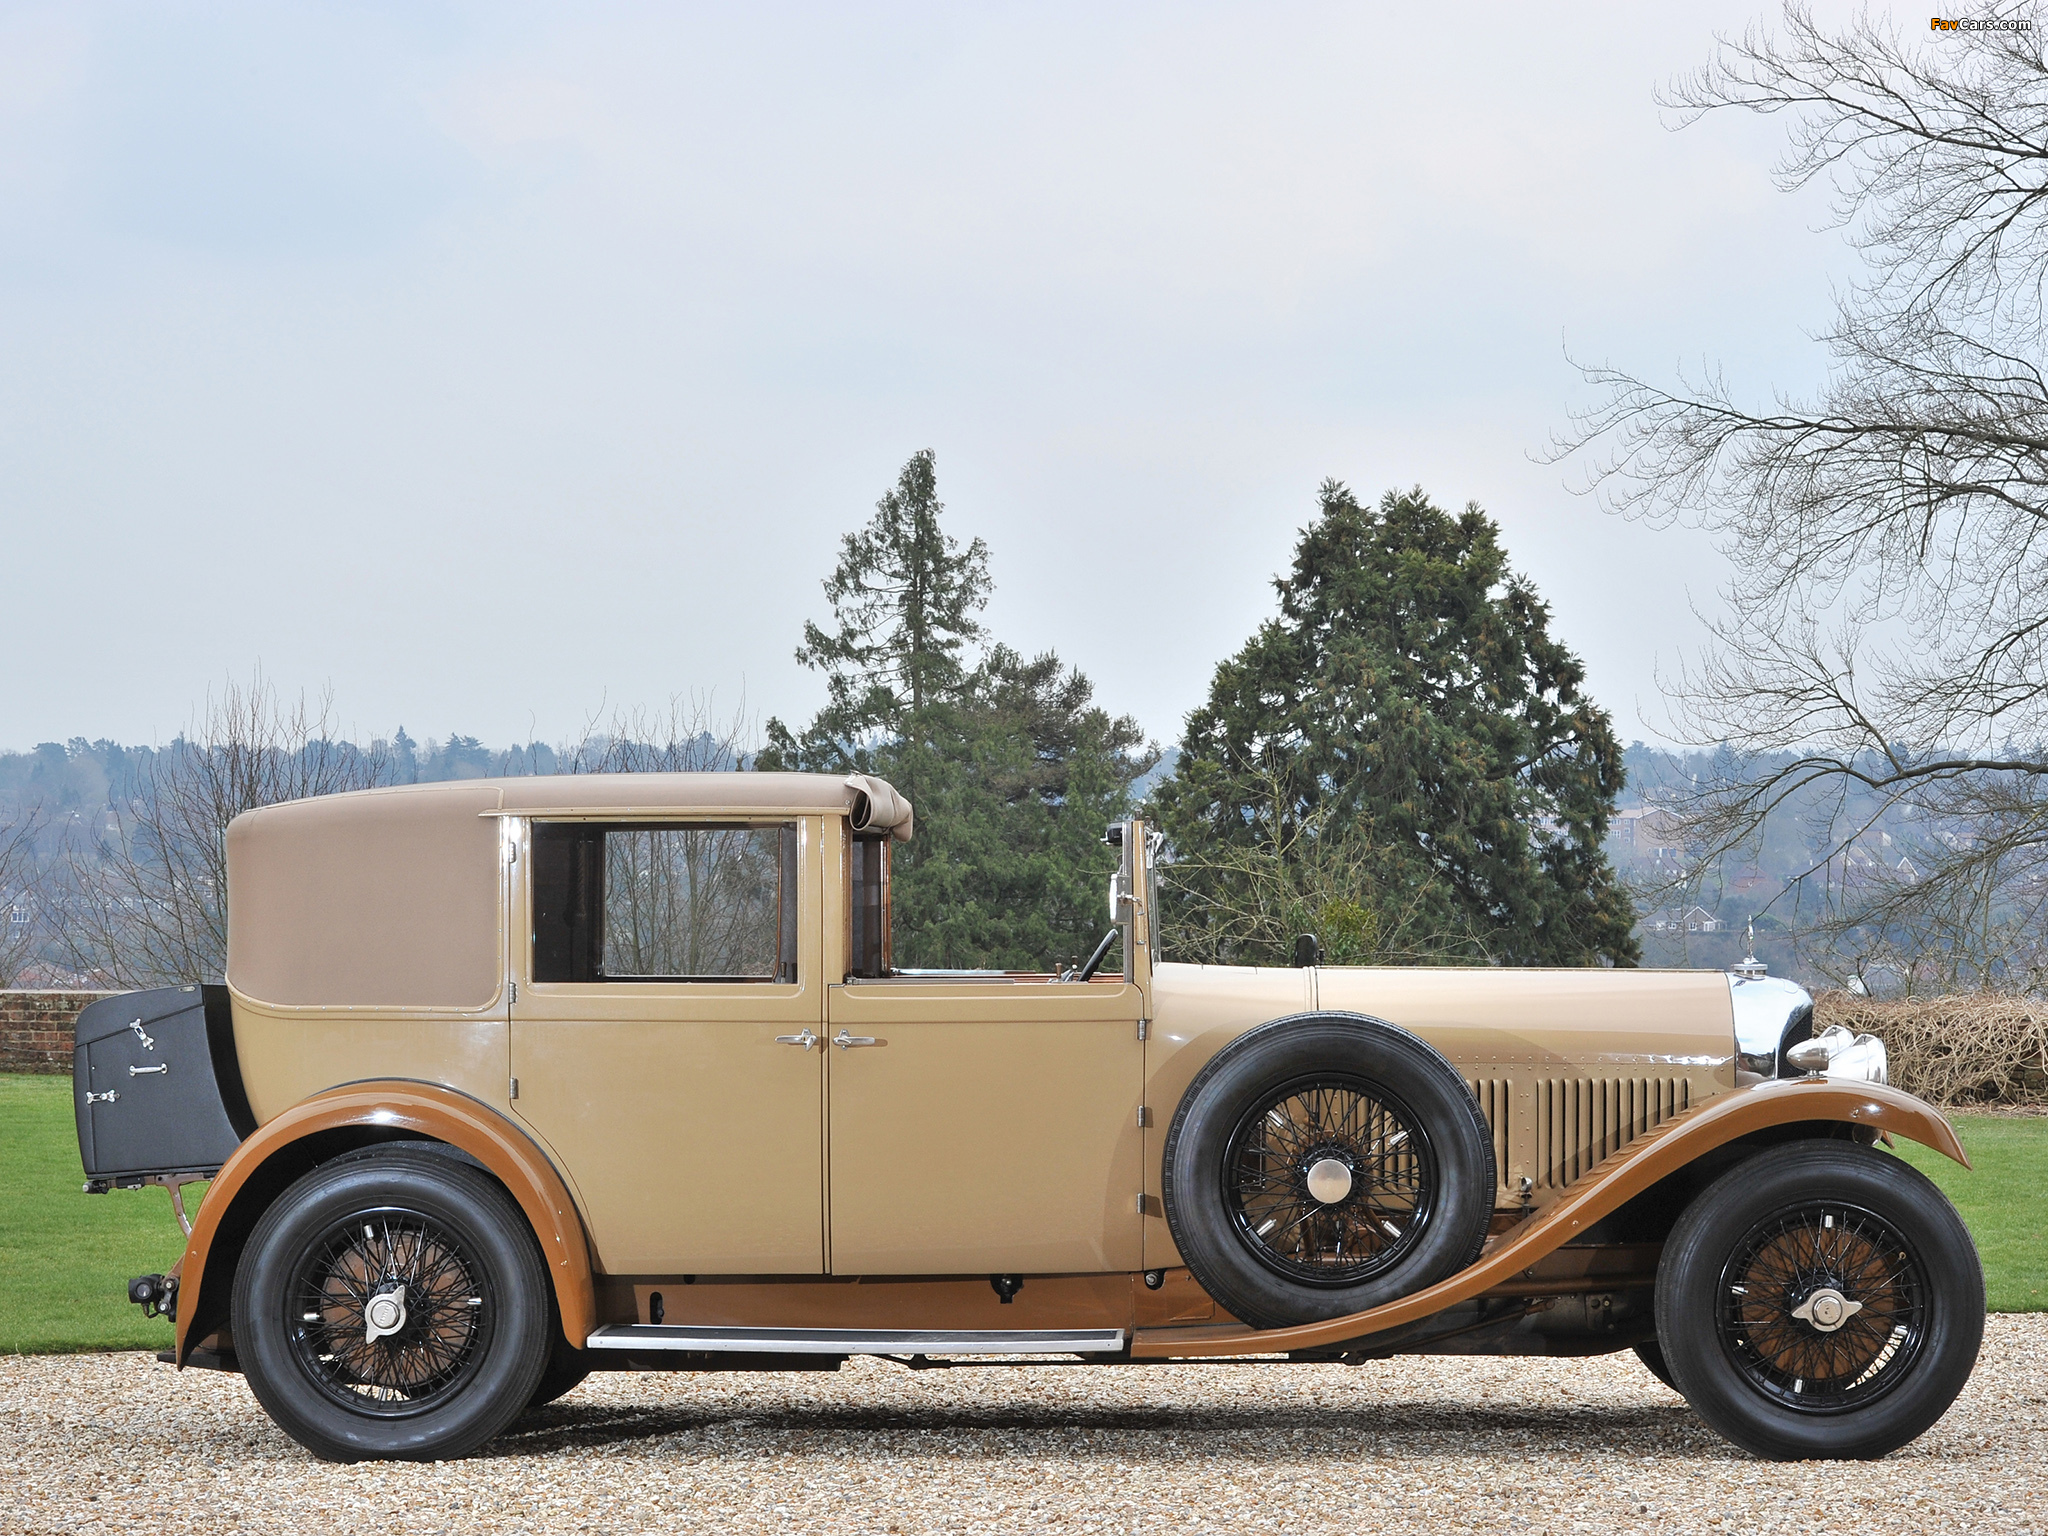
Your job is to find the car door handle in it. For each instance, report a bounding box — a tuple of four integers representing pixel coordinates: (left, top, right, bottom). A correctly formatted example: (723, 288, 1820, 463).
(832, 1030, 885, 1050)
(774, 1030, 819, 1052)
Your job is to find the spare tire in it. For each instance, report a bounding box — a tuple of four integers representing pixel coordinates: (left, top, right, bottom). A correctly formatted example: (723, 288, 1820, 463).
(1161, 1012, 1497, 1330)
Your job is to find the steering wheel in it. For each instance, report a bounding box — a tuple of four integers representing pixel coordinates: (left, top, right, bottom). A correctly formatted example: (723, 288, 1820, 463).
(1074, 927, 1120, 982)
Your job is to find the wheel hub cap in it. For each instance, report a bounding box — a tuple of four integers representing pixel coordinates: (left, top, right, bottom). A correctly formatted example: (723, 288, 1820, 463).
(1789, 1285, 1862, 1334)
(364, 1286, 409, 1344)
(1304, 1157, 1354, 1205)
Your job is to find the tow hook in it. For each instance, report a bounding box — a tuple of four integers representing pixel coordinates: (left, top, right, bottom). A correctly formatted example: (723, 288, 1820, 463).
(128, 1273, 178, 1321)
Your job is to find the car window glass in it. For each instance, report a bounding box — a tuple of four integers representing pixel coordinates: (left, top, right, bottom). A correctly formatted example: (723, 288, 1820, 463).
(532, 822, 797, 983)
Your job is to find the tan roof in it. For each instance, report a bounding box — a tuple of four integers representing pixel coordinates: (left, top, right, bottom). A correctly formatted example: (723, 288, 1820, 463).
(226, 772, 909, 1011)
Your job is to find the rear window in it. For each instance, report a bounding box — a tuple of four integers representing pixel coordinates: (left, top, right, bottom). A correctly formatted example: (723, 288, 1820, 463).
(532, 822, 798, 983)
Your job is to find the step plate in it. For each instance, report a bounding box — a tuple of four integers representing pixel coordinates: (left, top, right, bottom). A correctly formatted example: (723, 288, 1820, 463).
(583, 1324, 1126, 1356)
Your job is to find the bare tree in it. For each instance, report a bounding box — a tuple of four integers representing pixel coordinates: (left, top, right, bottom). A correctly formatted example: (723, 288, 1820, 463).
(567, 693, 755, 774)
(59, 675, 389, 987)
(1157, 766, 1475, 968)
(0, 805, 43, 987)
(1560, 4, 2048, 986)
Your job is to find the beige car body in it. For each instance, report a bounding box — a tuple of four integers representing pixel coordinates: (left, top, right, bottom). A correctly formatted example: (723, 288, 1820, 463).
(169, 772, 1964, 1365)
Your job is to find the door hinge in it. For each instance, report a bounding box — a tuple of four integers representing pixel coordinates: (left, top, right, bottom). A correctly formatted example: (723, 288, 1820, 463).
(1137, 1017, 1149, 1041)
(508, 980, 517, 1003)
(1136, 1105, 1151, 1128)
(509, 1077, 519, 1100)
(504, 841, 518, 864)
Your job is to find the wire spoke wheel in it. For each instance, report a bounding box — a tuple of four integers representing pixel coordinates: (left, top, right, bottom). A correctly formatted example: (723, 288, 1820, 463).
(1223, 1074, 1438, 1286)
(1715, 1199, 1927, 1415)
(287, 1205, 494, 1418)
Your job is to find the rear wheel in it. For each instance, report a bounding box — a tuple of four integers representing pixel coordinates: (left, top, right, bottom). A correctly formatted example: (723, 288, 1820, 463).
(232, 1150, 551, 1462)
(1655, 1141, 1983, 1460)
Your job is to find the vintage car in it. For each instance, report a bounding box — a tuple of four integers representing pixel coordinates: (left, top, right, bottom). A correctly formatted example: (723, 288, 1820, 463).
(74, 772, 1982, 1464)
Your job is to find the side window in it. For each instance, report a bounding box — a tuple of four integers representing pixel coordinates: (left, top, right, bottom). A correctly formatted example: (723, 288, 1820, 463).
(848, 835, 891, 978)
(532, 822, 798, 983)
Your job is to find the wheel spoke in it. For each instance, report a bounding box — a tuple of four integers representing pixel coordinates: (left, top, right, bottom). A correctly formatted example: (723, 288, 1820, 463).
(288, 1206, 491, 1416)
(1226, 1075, 1437, 1285)
(1715, 1197, 1927, 1413)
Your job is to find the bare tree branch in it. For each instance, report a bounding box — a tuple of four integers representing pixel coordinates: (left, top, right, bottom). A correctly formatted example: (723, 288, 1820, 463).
(1559, 5, 2048, 989)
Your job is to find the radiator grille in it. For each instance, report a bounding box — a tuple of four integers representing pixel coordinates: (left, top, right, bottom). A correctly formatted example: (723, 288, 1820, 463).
(1533, 1076, 1692, 1190)
(1468, 1078, 1514, 1198)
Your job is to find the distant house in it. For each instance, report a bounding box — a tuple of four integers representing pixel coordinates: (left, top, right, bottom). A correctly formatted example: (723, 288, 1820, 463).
(1643, 905, 1723, 934)
(1610, 807, 1688, 871)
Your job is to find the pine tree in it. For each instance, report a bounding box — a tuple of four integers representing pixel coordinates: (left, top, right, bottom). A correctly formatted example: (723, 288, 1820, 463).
(884, 646, 1156, 969)
(762, 452, 1155, 969)
(1153, 482, 1638, 967)
(767, 449, 991, 765)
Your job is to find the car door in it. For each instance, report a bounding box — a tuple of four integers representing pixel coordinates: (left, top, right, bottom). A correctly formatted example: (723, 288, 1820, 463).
(823, 975, 1146, 1274)
(509, 815, 826, 1275)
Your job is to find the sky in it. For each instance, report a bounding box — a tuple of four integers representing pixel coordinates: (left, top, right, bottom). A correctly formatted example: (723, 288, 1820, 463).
(0, 1, 1866, 756)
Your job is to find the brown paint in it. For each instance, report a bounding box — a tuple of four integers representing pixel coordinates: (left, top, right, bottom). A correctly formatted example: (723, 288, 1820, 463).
(173, 1081, 596, 1363)
(1129, 1076, 1966, 1358)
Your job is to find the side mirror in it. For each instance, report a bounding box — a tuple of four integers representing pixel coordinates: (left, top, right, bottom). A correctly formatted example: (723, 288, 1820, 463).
(1292, 933, 1322, 968)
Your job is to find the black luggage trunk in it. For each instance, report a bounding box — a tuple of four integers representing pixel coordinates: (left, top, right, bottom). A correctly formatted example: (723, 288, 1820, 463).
(73, 985, 256, 1182)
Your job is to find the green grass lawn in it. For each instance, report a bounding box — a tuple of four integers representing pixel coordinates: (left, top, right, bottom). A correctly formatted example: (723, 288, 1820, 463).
(1889, 1113, 2047, 1313)
(0, 1074, 204, 1354)
(2, 1071, 2042, 1354)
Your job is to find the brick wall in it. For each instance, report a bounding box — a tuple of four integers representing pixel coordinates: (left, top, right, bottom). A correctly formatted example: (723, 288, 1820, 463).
(0, 990, 115, 1073)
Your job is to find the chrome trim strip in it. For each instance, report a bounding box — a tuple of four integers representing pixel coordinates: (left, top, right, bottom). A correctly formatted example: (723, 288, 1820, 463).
(582, 1324, 1126, 1355)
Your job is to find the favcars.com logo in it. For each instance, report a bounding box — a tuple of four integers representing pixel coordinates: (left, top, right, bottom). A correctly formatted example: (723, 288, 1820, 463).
(1930, 15, 2034, 28)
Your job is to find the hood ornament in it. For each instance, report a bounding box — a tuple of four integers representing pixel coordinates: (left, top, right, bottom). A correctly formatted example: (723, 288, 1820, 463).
(1731, 918, 1767, 980)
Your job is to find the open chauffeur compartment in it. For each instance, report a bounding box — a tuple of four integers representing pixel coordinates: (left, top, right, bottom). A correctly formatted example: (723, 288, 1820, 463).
(73, 984, 256, 1187)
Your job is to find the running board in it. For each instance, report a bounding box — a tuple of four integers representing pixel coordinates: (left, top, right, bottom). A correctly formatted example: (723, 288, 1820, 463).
(582, 1324, 1125, 1356)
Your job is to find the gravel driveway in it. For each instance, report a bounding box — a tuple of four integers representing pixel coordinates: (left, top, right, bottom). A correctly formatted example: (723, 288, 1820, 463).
(5, 1315, 2043, 1535)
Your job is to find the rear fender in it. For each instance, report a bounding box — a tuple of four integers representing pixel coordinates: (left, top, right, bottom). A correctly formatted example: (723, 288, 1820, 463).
(1131, 1076, 1967, 1358)
(173, 1081, 595, 1365)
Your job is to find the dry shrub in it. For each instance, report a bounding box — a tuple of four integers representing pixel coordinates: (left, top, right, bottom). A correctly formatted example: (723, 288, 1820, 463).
(1815, 991, 2048, 1108)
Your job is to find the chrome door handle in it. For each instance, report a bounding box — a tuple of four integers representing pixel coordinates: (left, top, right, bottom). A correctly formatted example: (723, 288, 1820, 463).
(833, 1030, 885, 1050)
(774, 1030, 819, 1052)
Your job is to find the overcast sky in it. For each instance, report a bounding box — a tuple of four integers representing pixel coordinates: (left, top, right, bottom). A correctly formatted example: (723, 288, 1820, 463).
(1, 2, 1865, 756)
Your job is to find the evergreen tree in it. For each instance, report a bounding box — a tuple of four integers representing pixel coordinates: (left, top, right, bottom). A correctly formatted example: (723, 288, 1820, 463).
(769, 448, 991, 763)
(884, 646, 1155, 969)
(1153, 482, 1638, 967)
(763, 451, 1155, 969)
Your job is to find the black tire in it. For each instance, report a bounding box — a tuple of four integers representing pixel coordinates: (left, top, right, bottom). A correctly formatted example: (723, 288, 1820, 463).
(232, 1149, 552, 1462)
(1655, 1141, 1984, 1461)
(526, 1338, 591, 1410)
(1161, 1012, 1496, 1329)
(1633, 1339, 1678, 1390)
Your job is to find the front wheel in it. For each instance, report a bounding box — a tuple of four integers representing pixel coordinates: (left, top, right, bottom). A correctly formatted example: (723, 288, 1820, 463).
(232, 1149, 552, 1462)
(1655, 1141, 1983, 1460)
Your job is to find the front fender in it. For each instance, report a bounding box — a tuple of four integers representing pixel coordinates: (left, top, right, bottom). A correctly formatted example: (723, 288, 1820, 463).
(173, 1081, 596, 1364)
(1130, 1076, 1967, 1359)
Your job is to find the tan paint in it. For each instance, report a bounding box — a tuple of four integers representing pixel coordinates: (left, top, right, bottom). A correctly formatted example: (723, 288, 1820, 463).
(1136, 962, 1735, 1270)
(593, 1266, 1228, 1332)
(824, 978, 1145, 1273)
(173, 1081, 595, 1363)
(626, 1274, 1137, 1332)
(227, 784, 507, 1011)
(1128, 1076, 1967, 1358)
(203, 777, 1969, 1362)
(232, 997, 512, 1125)
(1136, 963, 1316, 1271)
(508, 815, 829, 1275)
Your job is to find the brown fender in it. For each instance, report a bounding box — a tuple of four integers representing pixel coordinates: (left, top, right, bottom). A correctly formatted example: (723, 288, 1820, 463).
(173, 1081, 596, 1364)
(1131, 1076, 1968, 1359)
